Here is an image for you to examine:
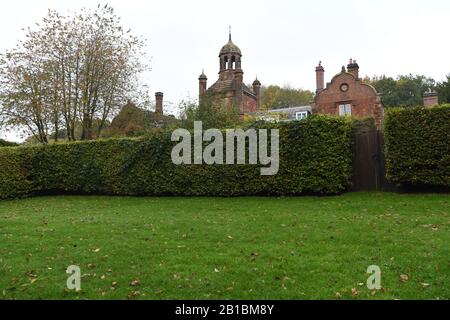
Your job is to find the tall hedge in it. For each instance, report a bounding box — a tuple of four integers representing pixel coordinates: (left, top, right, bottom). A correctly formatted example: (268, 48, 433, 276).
(0, 116, 353, 199)
(0, 147, 34, 199)
(384, 105, 450, 187)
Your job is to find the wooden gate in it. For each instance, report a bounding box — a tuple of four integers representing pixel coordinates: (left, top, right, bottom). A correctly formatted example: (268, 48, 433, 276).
(352, 124, 389, 191)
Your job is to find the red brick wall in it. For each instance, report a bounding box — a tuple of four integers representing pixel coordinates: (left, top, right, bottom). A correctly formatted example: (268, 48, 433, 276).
(423, 93, 439, 107)
(313, 72, 384, 126)
(242, 93, 257, 113)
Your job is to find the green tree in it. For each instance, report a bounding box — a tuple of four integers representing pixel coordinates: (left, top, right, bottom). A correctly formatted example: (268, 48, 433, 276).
(436, 74, 450, 104)
(369, 74, 436, 107)
(260, 85, 313, 110)
(179, 94, 241, 130)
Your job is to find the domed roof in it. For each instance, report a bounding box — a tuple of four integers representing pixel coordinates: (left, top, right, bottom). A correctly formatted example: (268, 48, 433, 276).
(198, 69, 207, 80)
(253, 77, 261, 86)
(219, 34, 241, 56)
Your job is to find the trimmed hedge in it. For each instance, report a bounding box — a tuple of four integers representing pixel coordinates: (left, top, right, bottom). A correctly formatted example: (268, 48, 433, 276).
(0, 116, 353, 199)
(0, 147, 34, 199)
(384, 105, 450, 187)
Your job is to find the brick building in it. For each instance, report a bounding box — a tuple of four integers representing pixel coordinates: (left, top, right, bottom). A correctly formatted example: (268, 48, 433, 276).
(312, 60, 384, 127)
(198, 32, 261, 117)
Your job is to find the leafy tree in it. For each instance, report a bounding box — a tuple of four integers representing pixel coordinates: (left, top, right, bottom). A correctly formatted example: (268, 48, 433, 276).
(179, 94, 241, 130)
(260, 85, 313, 110)
(369, 74, 435, 107)
(0, 4, 149, 143)
(436, 74, 450, 104)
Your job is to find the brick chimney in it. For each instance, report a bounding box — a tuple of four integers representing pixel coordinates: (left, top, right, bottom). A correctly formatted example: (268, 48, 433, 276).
(423, 90, 439, 107)
(315, 61, 325, 93)
(155, 92, 164, 115)
(347, 58, 359, 79)
(234, 68, 244, 114)
(198, 70, 207, 104)
(252, 77, 261, 111)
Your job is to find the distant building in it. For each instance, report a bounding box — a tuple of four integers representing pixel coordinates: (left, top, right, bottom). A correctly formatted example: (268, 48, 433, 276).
(109, 92, 177, 136)
(312, 60, 384, 127)
(423, 89, 439, 107)
(198, 32, 261, 117)
(266, 106, 312, 121)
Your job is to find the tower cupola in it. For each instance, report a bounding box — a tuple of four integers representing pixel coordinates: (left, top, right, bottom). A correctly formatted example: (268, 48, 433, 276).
(219, 30, 242, 76)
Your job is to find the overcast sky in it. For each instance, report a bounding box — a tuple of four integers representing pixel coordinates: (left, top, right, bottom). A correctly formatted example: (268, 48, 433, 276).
(1, 0, 449, 141)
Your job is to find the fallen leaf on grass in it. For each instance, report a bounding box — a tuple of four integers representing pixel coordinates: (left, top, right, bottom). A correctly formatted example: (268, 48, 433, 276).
(351, 288, 358, 296)
(421, 283, 430, 288)
(400, 274, 409, 282)
(130, 279, 140, 286)
(127, 291, 141, 298)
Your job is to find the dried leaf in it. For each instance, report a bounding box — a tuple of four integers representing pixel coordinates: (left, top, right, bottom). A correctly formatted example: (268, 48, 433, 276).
(400, 274, 409, 282)
(130, 279, 140, 286)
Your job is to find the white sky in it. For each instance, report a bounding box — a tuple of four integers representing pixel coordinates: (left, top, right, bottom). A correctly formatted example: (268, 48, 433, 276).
(1, 0, 449, 141)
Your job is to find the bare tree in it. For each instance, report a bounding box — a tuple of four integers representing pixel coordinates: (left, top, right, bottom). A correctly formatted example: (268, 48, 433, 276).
(0, 4, 149, 142)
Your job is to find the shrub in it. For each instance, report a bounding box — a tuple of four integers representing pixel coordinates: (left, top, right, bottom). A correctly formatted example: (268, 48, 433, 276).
(384, 105, 450, 187)
(0, 116, 353, 199)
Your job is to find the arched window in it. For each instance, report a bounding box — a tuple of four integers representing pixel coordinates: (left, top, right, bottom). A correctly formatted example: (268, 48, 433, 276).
(223, 56, 228, 70)
(231, 56, 236, 70)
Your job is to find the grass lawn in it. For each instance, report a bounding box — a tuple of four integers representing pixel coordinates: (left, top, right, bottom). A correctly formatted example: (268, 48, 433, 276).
(0, 192, 448, 300)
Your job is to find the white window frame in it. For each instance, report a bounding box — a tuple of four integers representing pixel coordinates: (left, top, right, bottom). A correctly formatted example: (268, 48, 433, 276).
(295, 111, 309, 120)
(338, 104, 352, 116)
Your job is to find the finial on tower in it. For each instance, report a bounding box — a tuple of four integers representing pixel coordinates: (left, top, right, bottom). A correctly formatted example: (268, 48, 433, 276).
(229, 25, 232, 41)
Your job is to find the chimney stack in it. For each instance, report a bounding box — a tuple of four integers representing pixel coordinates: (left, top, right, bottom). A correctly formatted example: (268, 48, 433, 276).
(198, 70, 207, 104)
(315, 61, 325, 93)
(347, 58, 359, 79)
(253, 77, 261, 111)
(155, 92, 164, 115)
(423, 89, 439, 107)
(234, 69, 244, 113)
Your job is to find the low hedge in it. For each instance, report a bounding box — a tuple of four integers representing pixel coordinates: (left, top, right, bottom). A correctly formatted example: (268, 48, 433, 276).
(384, 105, 450, 187)
(0, 116, 353, 199)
